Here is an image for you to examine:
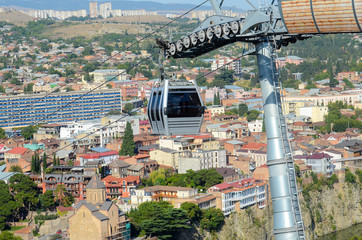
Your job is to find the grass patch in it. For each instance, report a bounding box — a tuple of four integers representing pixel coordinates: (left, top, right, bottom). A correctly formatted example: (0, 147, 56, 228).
(10, 225, 26, 231)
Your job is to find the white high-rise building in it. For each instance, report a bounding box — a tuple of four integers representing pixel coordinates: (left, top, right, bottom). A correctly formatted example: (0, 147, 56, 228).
(99, 2, 112, 18)
(89, 1, 98, 18)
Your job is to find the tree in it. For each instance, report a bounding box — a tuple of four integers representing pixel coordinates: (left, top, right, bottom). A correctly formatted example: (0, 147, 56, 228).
(31, 155, 36, 173)
(39, 190, 56, 211)
(119, 122, 135, 156)
(345, 169, 356, 184)
(54, 184, 74, 207)
(0, 128, 5, 139)
(42, 153, 47, 171)
(213, 93, 220, 105)
(20, 125, 37, 140)
(246, 110, 261, 122)
(0, 232, 22, 240)
(53, 154, 56, 166)
(9, 165, 22, 173)
(9, 174, 38, 216)
(180, 202, 202, 222)
(200, 208, 225, 231)
(211, 68, 235, 87)
(329, 77, 339, 87)
(128, 201, 189, 239)
(0, 181, 21, 230)
(238, 103, 248, 116)
(56, 157, 60, 166)
(0, 85, 5, 93)
(184, 169, 223, 191)
(123, 103, 134, 115)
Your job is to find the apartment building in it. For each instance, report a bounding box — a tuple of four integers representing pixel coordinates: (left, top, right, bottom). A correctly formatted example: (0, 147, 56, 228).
(208, 178, 267, 216)
(0, 89, 122, 128)
(178, 149, 227, 173)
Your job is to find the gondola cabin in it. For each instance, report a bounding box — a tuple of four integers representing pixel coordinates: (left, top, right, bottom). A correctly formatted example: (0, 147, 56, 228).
(147, 79, 205, 136)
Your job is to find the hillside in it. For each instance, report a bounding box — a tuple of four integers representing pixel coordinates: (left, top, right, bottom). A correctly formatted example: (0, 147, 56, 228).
(42, 22, 147, 39)
(97, 15, 170, 24)
(0, 9, 32, 26)
(214, 181, 361, 240)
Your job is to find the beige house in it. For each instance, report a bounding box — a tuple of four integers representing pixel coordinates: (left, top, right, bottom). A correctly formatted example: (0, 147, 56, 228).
(131, 185, 198, 208)
(69, 176, 131, 240)
(296, 106, 328, 123)
(149, 148, 180, 168)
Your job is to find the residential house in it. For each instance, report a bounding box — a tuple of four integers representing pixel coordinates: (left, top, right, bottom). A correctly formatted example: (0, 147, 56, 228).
(102, 175, 140, 199)
(4, 147, 33, 172)
(131, 185, 198, 208)
(108, 159, 131, 178)
(306, 153, 334, 174)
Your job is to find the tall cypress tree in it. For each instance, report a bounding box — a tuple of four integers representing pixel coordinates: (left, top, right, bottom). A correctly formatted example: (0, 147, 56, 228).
(119, 122, 135, 156)
(42, 152, 47, 171)
(53, 154, 56, 166)
(31, 155, 36, 173)
(57, 157, 60, 166)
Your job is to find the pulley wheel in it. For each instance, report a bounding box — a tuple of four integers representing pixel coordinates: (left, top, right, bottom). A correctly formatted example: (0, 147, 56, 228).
(169, 43, 176, 56)
(206, 27, 214, 40)
(231, 21, 239, 34)
(176, 40, 183, 52)
(183, 36, 191, 49)
(214, 25, 222, 38)
(198, 30, 206, 43)
(223, 23, 230, 36)
(190, 33, 198, 45)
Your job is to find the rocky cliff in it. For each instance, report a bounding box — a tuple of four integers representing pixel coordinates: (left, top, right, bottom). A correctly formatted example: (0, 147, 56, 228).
(214, 181, 361, 240)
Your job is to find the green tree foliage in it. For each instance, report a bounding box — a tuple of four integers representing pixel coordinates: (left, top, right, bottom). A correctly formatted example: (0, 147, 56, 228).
(322, 101, 362, 133)
(183, 169, 223, 191)
(54, 184, 74, 207)
(200, 208, 225, 231)
(342, 78, 354, 88)
(345, 169, 356, 184)
(9, 174, 38, 214)
(128, 201, 189, 239)
(0, 181, 21, 230)
(0, 231, 22, 240)
(119, 122, 135, 156)
(39, 190, 56, 211)
(52, 154, 56, 166)
(9, 165, 22, 173)
(356, 169, 362, 183)
(329, 77, 339, 88)
(180, 202, 202, 222)
(211, 69, 235, 87)
(107, 110, 121, 115)
(23, 83, 34, 94)
(238, 103, 248, 116)
(0, 85, 5, 93)
(196, 69, 207, 86)
(213, 92, 220, 105)
(42, 153, 47, 171)
(0, 128, 5, 139)
(123, 103, 135, 115)
(20, 125, 37, 140)
(10, 78, 21, 86)
(246, 110, 260, 122)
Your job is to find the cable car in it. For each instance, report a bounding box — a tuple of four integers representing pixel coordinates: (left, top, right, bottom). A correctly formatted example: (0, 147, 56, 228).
(147, 78, 205, 136)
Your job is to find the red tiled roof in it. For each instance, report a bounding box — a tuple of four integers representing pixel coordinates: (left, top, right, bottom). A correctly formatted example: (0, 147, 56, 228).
(7, 147, 27, 155)
(209, 182, 232, 190)
(135, 154, 149, 159)
(83, 151, 118, 159)
(242, 143, 267, 150)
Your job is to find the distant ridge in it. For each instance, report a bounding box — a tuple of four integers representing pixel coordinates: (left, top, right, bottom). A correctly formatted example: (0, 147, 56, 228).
(0, 0, 245, 12)
(0, 9, 33, 26)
